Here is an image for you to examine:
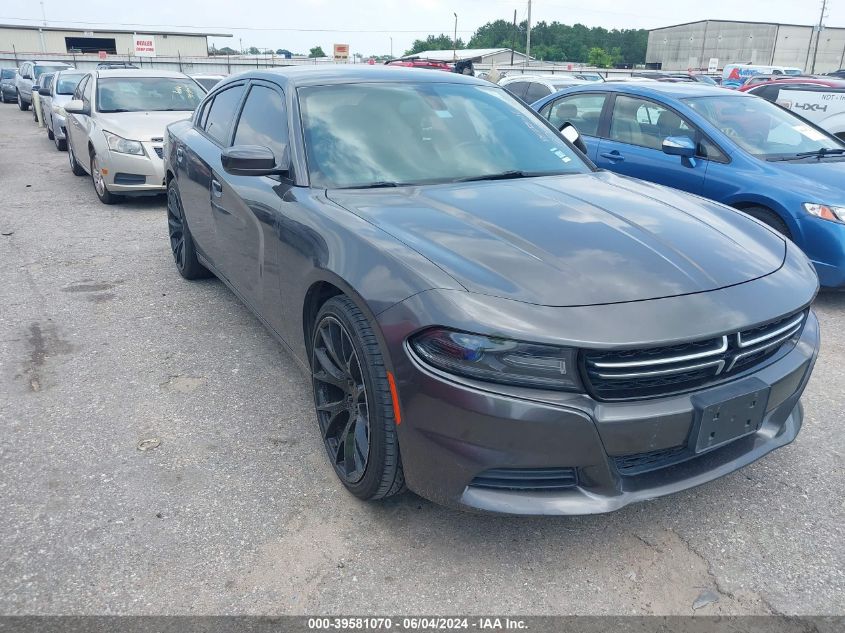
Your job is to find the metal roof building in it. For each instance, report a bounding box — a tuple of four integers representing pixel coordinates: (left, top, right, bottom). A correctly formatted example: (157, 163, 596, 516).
(646, 20, 845, 73)
(401, 48, 531, 66)
(0, 23, 230, 57)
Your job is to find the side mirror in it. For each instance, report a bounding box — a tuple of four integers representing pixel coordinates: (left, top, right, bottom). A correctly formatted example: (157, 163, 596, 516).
(38, 87, 50, 96)
(64, 99, 87, 115)
(221, 145, 289, 177)
(662, 136, 696, 158)
(559, 121, 588, 154)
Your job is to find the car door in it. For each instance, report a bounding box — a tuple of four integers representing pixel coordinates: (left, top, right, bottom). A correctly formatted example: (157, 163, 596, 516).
(213, 81, 290, 314)
(178, 83, 247, 270)
(594, 94, 707, 193)
(66, 74, 91, 168)
(537, 92, 608, 161)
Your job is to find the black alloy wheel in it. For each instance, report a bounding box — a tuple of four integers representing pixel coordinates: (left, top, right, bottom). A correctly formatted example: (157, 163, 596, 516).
(313, 315, 371, 484)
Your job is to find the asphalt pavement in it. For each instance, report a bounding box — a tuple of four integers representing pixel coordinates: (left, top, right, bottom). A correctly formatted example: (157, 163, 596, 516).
(0, 103, 843, 616)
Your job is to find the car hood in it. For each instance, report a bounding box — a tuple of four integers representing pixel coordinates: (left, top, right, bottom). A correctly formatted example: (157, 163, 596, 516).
(95, 110, 194, 141)
(768, 159, 845, 202)
(327, 171, 786, 307)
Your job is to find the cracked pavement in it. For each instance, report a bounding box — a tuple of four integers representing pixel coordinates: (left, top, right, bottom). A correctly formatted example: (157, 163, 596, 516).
(0, 101, 843, 615)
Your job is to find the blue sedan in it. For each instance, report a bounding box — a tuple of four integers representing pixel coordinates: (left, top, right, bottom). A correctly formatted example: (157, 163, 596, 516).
(532, 83, 845, 287)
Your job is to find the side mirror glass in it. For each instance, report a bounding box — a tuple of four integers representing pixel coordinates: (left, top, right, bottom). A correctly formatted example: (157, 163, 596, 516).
(662, 136, 696, 158)
(559, 121, 588, 154)
(64, 99, 85, 115)
(221, 145, 289, 177)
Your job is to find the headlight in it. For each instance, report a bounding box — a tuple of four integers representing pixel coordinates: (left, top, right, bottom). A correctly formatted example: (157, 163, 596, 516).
(410, 328, 581, 391)
(103, 131, 144, 156)
(803, 203, 845, 223)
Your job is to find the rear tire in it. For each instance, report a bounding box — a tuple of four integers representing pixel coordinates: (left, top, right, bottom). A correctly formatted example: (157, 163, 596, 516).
(17, 93, 28, 111)
(166, 180, 212, 280)
(55, 133, 66, 151)
(311, 295, 405, 501)
(68, 142, 86, 175)
(738, 205, 791, 238)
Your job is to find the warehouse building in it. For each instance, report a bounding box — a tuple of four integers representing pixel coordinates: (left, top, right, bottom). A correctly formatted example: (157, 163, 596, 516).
(646, 20, 845, 73)
(0, 23, 229, 57)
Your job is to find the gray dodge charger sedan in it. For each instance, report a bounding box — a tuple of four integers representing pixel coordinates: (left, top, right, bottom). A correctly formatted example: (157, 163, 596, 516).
(164, 66, 819, 515)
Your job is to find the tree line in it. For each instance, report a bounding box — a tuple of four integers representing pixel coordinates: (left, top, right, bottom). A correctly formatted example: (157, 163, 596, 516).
(405, 19, 648, 67)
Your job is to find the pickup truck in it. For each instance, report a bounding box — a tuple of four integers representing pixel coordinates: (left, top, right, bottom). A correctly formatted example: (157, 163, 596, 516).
(744, 78, 845, 141)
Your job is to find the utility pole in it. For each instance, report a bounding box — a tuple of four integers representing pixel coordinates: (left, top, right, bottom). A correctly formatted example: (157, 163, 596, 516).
(453, 13, 458, 61)
(390, 36, 393, 58)
(526, 0, 532, 64)
(510, 9, 517, 65)
(810, 0, 828, 73)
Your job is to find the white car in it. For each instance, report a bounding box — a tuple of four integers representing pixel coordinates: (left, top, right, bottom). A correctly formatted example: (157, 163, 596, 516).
(746, 80, 845, 141)
(64, 69, 206, 204)
(498, 74, 587, 103)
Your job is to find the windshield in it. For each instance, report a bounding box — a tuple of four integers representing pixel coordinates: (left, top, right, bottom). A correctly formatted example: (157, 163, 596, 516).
(695, 75, 718, 86)
(96, 77, 204, 113)
(686, 95, 844, 158)
(194, 77, 222, 91)
(56, 73, 84, 95)
(39, 73, 54, 88)
(34, 65, 70, 79)
(298, 82, 591, 188)
(1, 69, 14, 79)
(784, 69, 803, 76)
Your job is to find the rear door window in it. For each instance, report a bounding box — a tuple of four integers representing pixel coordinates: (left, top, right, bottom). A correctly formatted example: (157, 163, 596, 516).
(539, 93, 607, 136)
(524, 82, 551, 103)
(202, 85, 245, 146)
(503, 81, 530, 100)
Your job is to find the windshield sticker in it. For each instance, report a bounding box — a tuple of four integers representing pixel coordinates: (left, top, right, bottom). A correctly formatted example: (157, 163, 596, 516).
(794, 124, 827, 142)
(434, 110, 453, 118)
(550, 147, 571, 162)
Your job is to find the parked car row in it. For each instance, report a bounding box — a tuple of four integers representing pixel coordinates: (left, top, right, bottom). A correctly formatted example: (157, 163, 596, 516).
(3, 62, 827, 516)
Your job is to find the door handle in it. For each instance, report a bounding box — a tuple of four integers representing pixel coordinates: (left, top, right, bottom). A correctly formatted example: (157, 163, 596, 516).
(211, 179, 223, 197)
(600, 151, 624, 162)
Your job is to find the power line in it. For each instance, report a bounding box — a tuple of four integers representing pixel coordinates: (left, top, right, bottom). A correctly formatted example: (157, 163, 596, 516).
(0, 16, 476, 34)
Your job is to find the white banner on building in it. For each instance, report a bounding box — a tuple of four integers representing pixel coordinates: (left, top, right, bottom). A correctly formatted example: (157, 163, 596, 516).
(134, 36, 157, 57)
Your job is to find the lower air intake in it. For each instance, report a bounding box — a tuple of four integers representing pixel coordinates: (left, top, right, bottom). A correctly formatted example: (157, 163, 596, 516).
(470, 467, 578, 491)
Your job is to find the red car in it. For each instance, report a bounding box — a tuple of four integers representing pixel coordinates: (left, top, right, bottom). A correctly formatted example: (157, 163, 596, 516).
(738, 77, 845, 92)
(384, 58, 453, 72)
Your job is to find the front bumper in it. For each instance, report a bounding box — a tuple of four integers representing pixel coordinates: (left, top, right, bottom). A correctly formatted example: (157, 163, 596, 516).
(384, 307, 818, 515)
(101, 142, 166, 194)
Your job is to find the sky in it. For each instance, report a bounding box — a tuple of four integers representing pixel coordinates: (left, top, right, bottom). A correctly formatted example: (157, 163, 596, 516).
(2, 0, 843, 57)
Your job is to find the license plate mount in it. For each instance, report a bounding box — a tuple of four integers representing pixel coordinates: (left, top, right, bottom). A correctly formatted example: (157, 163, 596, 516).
(692, 380, 770, 454)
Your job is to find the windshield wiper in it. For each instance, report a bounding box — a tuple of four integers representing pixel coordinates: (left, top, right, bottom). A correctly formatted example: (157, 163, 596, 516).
(452, 169, 549, 182)
(768, 147, 845, 161)
(338, 181, 408, 189)
(99, 108, 132, 113)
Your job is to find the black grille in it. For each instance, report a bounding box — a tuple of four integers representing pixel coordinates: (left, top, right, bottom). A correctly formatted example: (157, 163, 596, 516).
(114, 173, 146, 185)
(583, 310, 806, 401)
(613, 445, 688, 475)
(153, 146, 163, 159)
(470, 467, 578, 491)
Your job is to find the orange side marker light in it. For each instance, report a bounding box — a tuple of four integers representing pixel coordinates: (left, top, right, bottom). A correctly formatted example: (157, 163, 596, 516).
(386, 371, 402, 425)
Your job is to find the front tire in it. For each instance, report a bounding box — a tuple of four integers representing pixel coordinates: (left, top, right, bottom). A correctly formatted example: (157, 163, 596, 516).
(739, 205, 791, 238)
(55, 132, 66, 151)
(311, 296, 405, 501)
(91, 153, 120, 204)
(47, 123, 54, 140)
(166, 180, 211, 280)
(17, 93, 28, 111)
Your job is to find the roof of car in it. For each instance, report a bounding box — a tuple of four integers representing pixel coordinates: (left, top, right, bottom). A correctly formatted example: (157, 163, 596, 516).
(561, 81, 740, 99)
(94, 69, 193, 79)
(215, 65, 487, 90)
